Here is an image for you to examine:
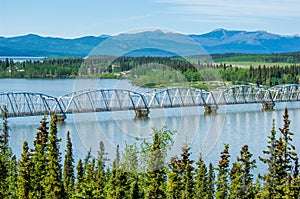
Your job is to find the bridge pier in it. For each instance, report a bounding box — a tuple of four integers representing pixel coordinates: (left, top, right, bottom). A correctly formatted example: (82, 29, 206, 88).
(134, 109, 150, 120)
(56, 114, 66, 122)
(204, 106, 218, 114)
(261, 103, 275, 111)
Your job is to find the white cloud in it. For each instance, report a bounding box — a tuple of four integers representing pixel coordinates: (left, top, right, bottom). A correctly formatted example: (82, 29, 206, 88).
(155, 0, 300, 18)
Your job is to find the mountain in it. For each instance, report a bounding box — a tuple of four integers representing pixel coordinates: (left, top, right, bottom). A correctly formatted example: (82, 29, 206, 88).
(1, 29, 300, 57)
(0, 34, 109, 57)
(190, 28, 300, 54)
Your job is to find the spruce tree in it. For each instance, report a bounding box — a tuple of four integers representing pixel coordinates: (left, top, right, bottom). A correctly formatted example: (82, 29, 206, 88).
(259, 120, 277, 198)
(120, 143, 141, 198)
(17, 141, 31, 199)
(83, 158, 97, 198)
(0, 105, 18, 198)
(216, 144, 230, 199)
(74, 159, 84, 197)
(145, 131, 167, 199)
(177, 146, 194, 199)
(0, 106, 9, 198)
(166, 156, 180, 199)
(279, 108, 297, 177)
(230, 145, 256, 199)
(207, 163, 215, 199)
(44, 114, 63, 198)
(107, 145, 129, 199)
(229, 162, 242, 199)
(63, 131, 75, 198)
(94, 141, 106, 198)
(7, 154, 18, 199)
(194, 153, 208, 199)
(30, 116, 49, 199)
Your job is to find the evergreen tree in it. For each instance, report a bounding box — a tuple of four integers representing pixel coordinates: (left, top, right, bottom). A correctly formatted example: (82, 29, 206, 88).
(107, 145, 129, 199)
(166, 156, 180, 199)
(7, 155, 18, 199)
(177, 146, 194, 199)
(0, 106, 9, 153)
(0, 105, 17, 198)
(216, 144, 230, 199)
(259, 120, 278, 198)
(229, 162, 243, 198)
(0, 106, 9, 198)
(279, 108, 297, 176)
(93, 141, 106, 198)
(82, 158, 97, 198)
(145, 131, 167, 199)
(207, 163, 215, 199)
(230, 145, 256, 199)
(30, 116, 49, 199)
(120, 143, 141, 199)
(44, 114, 63, 198)
(63, 131, 75, 198)
(74, 159, 84, 197)
(194, 153, 208, 199)
(17, 141, 31, 199)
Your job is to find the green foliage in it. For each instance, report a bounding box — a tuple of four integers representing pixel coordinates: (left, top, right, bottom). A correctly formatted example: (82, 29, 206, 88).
(107, 145, 130, 199)
(63, 131, 75, 198)
(178, 146, 194, 199)
(17, 141, 31, 199)
(230, 145, 256, 199)
(2, 109, 300, 198)
(145, 131, 167, 199)
(44, 115, 63, 198)
(94, 141, 107, 199)
(216, 144, 230, 199)
(166, 157, 181, 199)
(194, 154, 208, 199)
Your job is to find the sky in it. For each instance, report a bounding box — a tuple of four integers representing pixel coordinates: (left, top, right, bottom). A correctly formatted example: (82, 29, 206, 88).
(1, 0, 300, 38)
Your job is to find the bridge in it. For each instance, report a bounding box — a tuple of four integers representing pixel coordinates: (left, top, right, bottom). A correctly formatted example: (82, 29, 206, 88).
(0, 84, 299, 121)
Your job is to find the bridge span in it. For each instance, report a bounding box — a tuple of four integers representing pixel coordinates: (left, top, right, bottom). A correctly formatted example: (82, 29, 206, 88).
(0, 84, 300, 120)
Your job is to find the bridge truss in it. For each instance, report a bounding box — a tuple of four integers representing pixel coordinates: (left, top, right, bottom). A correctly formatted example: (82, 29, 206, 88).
(0, 92, 64, 117)
(1, 84, 300, 119)
(57, 89, 149, 114)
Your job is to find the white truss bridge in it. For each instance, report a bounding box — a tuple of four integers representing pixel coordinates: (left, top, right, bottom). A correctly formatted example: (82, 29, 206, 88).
(1, 84, 300, 120)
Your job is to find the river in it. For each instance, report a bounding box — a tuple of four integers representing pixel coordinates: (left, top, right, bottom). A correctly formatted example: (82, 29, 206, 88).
(1, 78, 300, 175)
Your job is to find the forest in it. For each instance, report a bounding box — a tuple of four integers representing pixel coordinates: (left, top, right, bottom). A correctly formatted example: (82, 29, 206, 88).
(1, 52, 300, 87)
(0, 106, 300, 198)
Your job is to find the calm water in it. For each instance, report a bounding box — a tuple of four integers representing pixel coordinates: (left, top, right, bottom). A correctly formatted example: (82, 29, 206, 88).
(1, 78, 300, 175)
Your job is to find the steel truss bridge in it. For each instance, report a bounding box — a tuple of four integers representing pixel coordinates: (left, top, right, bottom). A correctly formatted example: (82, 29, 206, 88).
(1, 84, 300, 120)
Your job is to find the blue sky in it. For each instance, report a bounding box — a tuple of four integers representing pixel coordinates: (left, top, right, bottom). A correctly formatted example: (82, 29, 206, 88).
(1, 0, 300, 38)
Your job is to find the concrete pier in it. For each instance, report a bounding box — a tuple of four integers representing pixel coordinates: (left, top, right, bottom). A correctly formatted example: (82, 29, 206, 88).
(261, 103, 275, 111)
(204, 105, 218, 114)
(134, 109, 150, 119)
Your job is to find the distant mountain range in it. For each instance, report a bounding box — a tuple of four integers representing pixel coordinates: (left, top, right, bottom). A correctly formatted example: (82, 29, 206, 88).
(1, 29, 300, 57)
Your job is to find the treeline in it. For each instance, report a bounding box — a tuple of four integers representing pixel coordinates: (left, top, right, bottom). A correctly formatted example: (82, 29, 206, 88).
(211, 52, 300, 63)
(0, 58, 82, 78)
(1, 55, 300, 87)
(0, 107, 300, 198)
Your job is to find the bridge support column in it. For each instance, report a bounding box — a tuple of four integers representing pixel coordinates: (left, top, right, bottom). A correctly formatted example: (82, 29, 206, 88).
(134, 109, 150, 120)
(56, 114, 66, 122)
(261, 103, 274, 111)
(204, 106, 218, 114)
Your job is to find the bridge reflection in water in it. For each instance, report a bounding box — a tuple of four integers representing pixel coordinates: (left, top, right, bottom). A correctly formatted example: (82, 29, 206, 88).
(0, 84, 300, 121)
